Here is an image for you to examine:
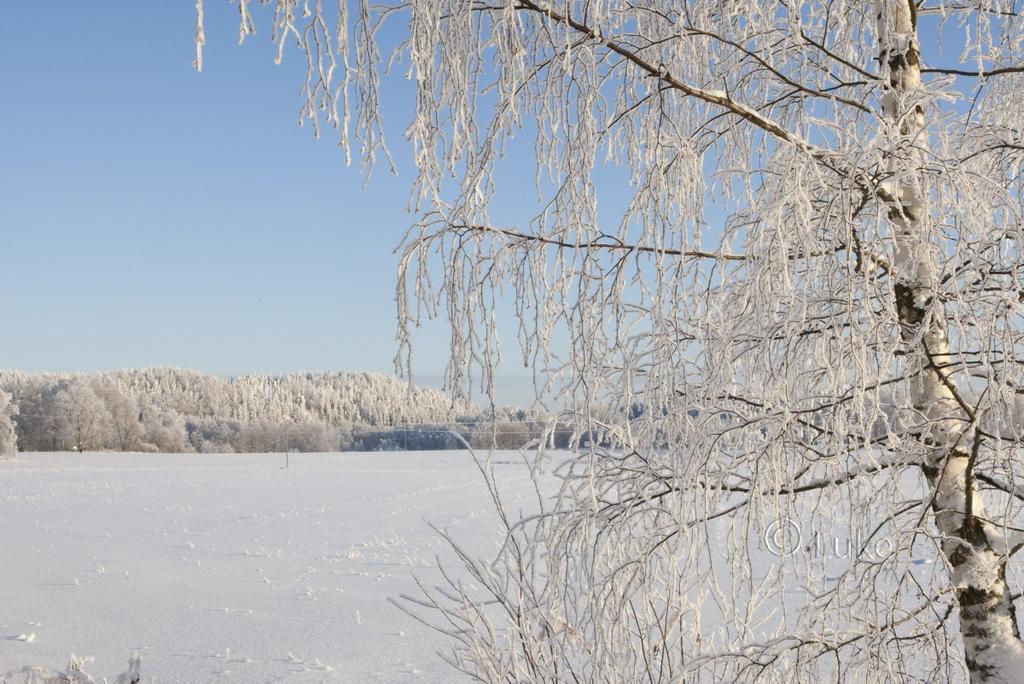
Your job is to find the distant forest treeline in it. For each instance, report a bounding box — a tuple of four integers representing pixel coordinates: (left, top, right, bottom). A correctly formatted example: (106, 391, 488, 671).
(0, 369, 556, 453)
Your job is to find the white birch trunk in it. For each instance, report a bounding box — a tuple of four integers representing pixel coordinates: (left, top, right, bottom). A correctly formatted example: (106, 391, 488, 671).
(876, 1, 1024, 679)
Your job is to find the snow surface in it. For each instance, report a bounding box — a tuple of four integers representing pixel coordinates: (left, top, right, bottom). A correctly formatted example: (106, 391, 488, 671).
(0, 451, 543, 682)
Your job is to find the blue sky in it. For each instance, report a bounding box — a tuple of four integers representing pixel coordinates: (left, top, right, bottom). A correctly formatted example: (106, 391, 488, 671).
(0, 3, 475, 391)
(0, 4, 968, 407)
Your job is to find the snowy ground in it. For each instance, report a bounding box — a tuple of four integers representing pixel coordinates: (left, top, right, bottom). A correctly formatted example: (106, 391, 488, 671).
(0, 451, 544, 683)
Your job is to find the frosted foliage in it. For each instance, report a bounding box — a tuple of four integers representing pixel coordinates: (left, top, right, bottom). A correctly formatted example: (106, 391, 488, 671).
(52, 382, 112, 453)
(201, 0, 1024, 681)
(0, 390, 16, 459)
(0, 369, 474, 453)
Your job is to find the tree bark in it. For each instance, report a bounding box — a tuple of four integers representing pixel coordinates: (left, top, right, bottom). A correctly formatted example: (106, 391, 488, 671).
(876, 1, 1024, 679)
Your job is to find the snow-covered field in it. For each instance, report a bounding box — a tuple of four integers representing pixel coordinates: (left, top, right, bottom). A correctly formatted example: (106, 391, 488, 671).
(0, 451, 542, 683)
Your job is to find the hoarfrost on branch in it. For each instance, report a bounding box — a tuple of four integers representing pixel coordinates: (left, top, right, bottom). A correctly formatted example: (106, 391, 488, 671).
(198, 1, 1024, 680)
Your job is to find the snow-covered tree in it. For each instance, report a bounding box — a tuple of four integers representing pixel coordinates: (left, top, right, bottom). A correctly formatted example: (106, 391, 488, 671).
(0, 389, 17, 459)
(0, 368, 480, 453)
(51, 382, 112, 453)
(198, 0, 1024, 680)
(95, 382, 142, 451)
(139, 407, 187, 453)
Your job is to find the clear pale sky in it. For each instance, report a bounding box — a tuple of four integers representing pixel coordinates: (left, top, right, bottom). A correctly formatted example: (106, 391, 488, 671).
(0, 4, 961, 406)
(0, 3, 506, 394)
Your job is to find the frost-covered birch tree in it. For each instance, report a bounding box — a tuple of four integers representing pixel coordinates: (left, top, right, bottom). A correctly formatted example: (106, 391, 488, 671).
(199, 0, 1024, 680)
(52, 383, 111, 453)
(0, 390, 17, 459)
